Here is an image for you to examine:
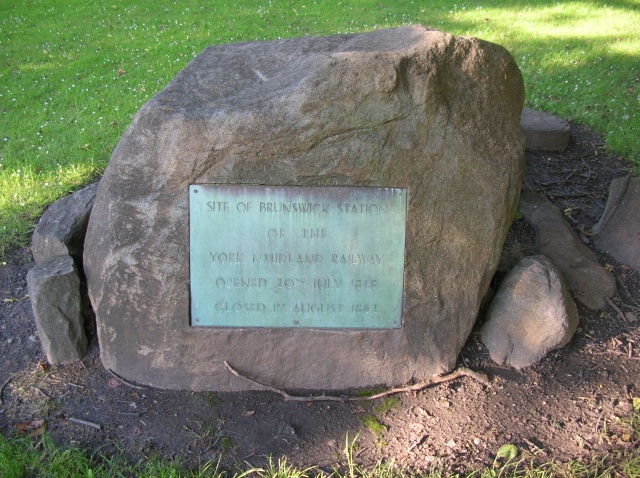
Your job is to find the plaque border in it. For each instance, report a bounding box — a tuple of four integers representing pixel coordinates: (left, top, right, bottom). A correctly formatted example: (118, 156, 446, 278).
(189, 184, 407, 329)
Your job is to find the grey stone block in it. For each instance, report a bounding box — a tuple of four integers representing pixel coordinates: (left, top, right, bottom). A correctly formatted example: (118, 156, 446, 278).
(31, 182, 98, 268)
(26, 255, 88, 365)
(521, 107, 570, 151)
(519, 189, 616, 309)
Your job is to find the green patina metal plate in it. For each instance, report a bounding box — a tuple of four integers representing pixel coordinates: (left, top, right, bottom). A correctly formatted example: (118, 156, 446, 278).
(189, 185, 406, 328)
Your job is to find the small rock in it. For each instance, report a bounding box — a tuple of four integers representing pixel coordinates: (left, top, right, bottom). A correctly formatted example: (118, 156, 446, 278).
(520, 107, 571, 151)
(31, 183, 98, 268)
(26, 255, 88, 365)
(480, 255, 579, 369)
(616, 400, 633, 415)
(519, 189, 616, 309)
(592, 176, 640, 273)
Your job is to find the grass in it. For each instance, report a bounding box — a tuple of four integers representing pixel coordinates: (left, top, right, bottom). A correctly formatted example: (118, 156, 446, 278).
(0, 0, 638, 255)
(359, 414, 388, 440)
(1, 430, 639, 478)
(374, 396, 402, 416)
(0, 433, 222, 477)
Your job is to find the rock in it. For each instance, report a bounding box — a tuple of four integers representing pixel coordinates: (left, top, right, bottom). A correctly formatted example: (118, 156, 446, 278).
(84, 26, 525, 391)
(520, 107, 570, 151)
(31, 183, 98, 268)
(518, 189, 615, 309)
(592, 176, 640, 272)
(480, 255, 579, 369)
(26, 255, 88, 365)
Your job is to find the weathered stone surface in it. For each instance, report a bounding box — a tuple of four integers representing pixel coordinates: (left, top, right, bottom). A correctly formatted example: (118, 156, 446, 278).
(26, 255, 88, 365)
(520, 107, 570, 151)
(31, 183, 98, 268)
(84, 26, 525, 391)
(592, 176, 640, 272)
(480, 255, 579, 369)
(519, 189, 616, 309)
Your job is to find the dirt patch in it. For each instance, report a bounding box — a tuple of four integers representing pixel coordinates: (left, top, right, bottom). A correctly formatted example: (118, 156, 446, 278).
(1, 124, 639, 473)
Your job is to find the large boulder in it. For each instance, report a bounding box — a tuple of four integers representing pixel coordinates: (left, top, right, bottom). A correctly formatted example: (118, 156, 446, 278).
(84, 26, 525, 391)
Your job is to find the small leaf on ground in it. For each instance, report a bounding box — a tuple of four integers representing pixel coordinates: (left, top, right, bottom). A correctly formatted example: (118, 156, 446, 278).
(15, 419, 46, 437)
(496, 443, 518, 462)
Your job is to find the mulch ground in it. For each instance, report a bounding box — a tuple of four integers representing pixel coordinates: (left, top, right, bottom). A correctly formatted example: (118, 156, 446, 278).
(1, 124, 639, 474)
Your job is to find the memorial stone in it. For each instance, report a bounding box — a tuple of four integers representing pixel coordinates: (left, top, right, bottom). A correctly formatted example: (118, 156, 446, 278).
(84, 26, 526, 391)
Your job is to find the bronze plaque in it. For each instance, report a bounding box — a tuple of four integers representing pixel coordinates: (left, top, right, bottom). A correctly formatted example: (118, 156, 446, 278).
(190, 185, 406, 328)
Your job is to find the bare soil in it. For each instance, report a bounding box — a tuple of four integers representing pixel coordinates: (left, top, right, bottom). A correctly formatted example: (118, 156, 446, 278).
(1, 124, 639, 474)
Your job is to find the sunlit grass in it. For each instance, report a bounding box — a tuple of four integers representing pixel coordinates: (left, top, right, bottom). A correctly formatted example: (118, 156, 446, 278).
(0, 433, 221, 477)
(0, 162, 97, 252)
(0, 0, 638, 255)
(444, 1, 639, 166)
(2, 431, 639, 478)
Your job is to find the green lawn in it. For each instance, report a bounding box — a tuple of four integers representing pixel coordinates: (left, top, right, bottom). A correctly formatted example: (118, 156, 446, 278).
(0, 0, 638, 254)
(2, 430, 639, 477)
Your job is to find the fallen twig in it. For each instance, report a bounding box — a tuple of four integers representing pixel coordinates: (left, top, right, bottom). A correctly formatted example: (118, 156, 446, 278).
(68, 417, 101, 430)
(0, 376, 13, 405)
(107, 369, 147, 390)
(523, 437, 547, 456)
(616, 276, 640, 309)
(31, 386, 49, 398)
(607, 298, 627, 322)
(117, 410, 147, 416)
(591, 350, 640, 360)
(224, 361, 489, 402)
(594, 409, 605, 436)
(580, 157, 592, 183)
(407, 434, 428, 452)
(548, 192, 593, 199)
